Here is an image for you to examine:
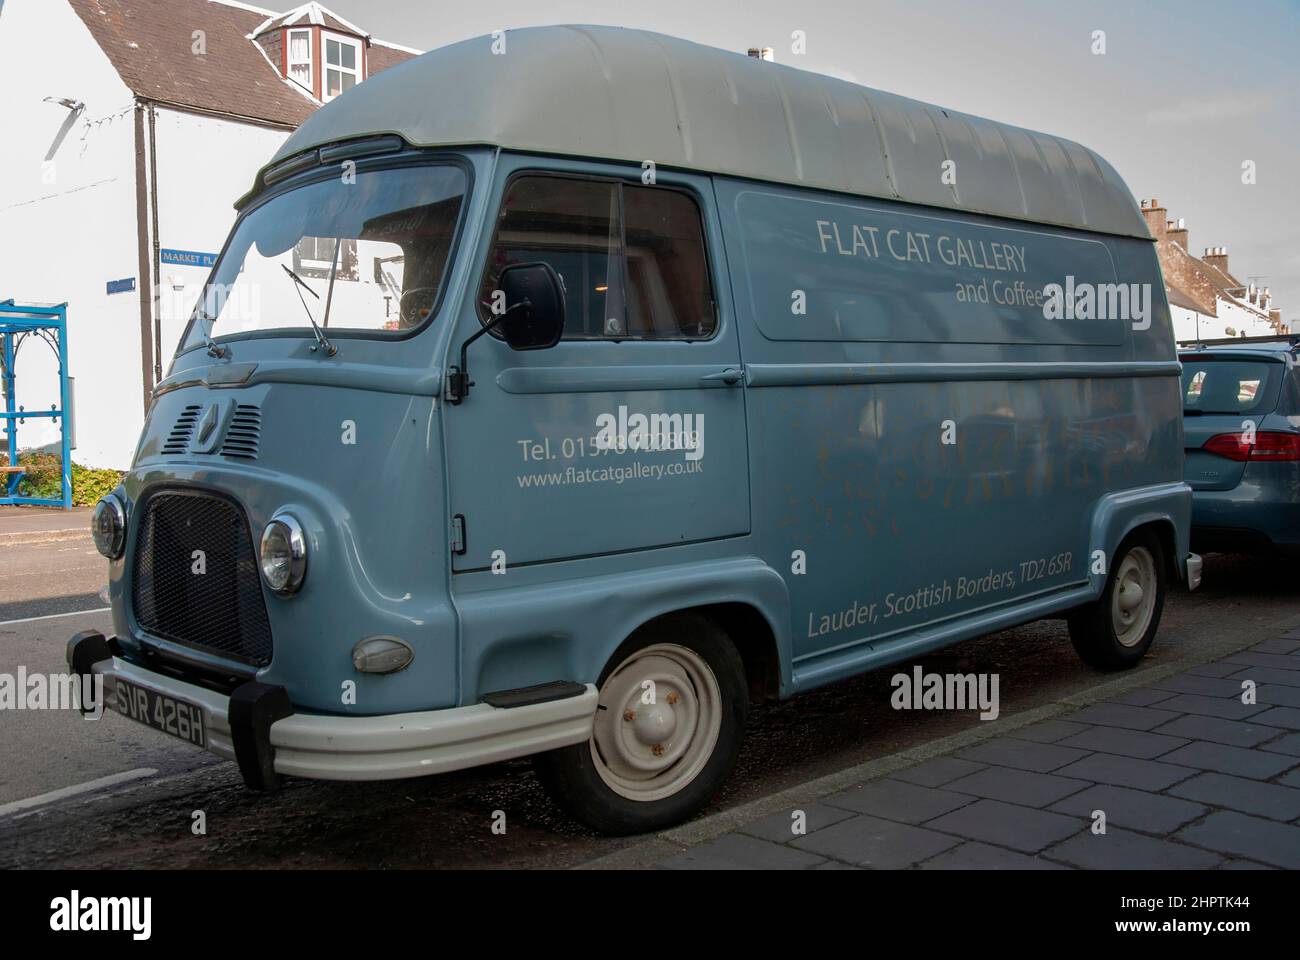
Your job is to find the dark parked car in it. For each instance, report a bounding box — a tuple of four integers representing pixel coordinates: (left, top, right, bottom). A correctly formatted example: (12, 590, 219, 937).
(1180, 336, 1300, 555)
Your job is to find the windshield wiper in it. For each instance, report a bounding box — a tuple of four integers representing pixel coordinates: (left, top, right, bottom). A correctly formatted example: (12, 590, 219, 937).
(196, 309, 228, 359)
(281, 264, 336, 357)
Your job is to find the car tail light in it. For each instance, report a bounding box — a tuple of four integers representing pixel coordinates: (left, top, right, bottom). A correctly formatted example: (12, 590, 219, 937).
(1203, 431, 1300, 462)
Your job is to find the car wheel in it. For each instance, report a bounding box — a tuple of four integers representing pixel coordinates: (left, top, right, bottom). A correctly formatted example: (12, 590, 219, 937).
(535, 613, 748, 835)
(1068, 529, 1166, 671)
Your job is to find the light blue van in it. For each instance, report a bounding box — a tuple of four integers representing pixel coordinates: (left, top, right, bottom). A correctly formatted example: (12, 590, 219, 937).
(70, 26, 1199, 834)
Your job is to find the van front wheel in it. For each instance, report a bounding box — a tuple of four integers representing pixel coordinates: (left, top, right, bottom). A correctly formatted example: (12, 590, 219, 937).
(536, 614, 748, 835)
(1068, 530, 1166, 671)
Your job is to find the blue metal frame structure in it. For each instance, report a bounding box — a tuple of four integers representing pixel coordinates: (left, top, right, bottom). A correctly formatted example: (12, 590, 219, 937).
(0, 300, 72, 508)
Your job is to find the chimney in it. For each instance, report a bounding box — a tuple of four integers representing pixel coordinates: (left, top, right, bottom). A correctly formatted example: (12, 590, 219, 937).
(747, 47, 775, 61)
(1141, 198, 1167, 239)
(1167, 216, 1189, 250)
(1204, 245, 1230, 276)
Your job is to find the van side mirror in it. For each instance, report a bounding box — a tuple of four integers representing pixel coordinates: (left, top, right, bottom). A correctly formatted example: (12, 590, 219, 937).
(496, 261, 566, 351)
(446, 261, 566, 404)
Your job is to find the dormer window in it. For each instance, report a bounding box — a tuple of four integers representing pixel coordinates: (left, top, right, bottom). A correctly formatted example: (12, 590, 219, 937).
(286, 28, 313, 91)
(323, 32, 362, 100)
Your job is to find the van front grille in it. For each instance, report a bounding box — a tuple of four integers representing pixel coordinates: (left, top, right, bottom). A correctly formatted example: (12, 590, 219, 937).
(131, 491, 274, 667)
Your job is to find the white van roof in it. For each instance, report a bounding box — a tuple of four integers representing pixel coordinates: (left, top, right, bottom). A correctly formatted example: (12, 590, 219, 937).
(264, 25, 1151, 240)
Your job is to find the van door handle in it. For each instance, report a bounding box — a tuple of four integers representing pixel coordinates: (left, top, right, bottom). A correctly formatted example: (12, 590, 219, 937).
(700, 367, 744, 386)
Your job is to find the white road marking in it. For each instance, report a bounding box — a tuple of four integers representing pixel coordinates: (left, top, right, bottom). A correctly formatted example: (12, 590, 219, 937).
(0, 768, 157, 819)
(0, 606, 110, 627)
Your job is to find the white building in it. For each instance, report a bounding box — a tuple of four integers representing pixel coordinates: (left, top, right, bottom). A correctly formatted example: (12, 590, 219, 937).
(1139, 199, 1286, 344)
(0, 0, 418, 468)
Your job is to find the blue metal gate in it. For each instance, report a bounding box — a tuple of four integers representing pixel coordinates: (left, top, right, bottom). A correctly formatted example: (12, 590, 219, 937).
(0, 300, 72, 508)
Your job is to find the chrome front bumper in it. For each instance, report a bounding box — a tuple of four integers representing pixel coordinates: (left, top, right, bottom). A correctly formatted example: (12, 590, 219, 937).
(68, 633, 596, 786)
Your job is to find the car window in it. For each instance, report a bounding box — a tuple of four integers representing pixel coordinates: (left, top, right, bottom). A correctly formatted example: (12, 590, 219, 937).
(480, 175, 716, 341)
(1180, 359, 1281, 415)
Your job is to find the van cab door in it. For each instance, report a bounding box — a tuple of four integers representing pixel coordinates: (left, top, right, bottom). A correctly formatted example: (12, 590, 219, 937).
(443, 159, 749, 571)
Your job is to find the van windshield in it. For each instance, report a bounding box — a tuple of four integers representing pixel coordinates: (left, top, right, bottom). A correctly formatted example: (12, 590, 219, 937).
(181, 163, 466, 351)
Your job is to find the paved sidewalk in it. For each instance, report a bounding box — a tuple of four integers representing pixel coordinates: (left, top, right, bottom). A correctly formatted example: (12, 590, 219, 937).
(649, 633, 1300, 870)
(0, 505, 90, 545)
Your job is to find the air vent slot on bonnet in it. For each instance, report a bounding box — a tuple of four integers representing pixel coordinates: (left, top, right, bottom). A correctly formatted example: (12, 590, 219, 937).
(219, 404, 261, 460)
(161, 404, 201, 455)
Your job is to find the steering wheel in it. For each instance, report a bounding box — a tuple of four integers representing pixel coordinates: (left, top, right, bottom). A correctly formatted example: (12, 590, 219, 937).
(399, 287, 438, 326)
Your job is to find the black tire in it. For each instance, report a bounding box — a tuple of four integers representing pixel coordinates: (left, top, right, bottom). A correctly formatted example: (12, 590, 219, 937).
(1068, 529, 1166, 671)
(535, 613, 748, 835)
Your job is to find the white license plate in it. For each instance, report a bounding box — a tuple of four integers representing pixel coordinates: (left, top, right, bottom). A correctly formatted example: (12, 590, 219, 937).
(114, 678, 207, 749)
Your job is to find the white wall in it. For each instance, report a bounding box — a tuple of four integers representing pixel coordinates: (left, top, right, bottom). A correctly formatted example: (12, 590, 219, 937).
(1216, 296, 1275, 339)
(1171, 305, 1216, 343)
(152, 108, 290, 370)
(0, 0, 141, 469)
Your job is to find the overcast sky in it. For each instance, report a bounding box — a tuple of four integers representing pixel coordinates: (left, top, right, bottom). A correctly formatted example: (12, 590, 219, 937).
(322, 0, 1299, 314)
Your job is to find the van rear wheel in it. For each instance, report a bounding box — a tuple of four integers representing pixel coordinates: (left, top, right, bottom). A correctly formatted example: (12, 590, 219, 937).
(1068, 530, 1166, 671)
(536, 614, 747, 835)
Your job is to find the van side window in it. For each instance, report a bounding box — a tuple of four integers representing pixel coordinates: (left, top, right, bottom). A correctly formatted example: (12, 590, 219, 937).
(480, 175, 716, 340)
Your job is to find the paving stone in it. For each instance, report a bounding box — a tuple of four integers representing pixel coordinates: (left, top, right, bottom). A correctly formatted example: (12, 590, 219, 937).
(956, 737, 1091, 773)
(1159, 741, 1299, 780)
(1152, 694, 1267, 722)
(1044, 828, 1223, 870)
(1151, 714, 1278, 748)
(919, 841, 1068, 870)
(1110, 688, 1178, 707)
(893, 757, 987, 788)
(1056, 726, 1188, 760)
(790, 814, 961, 868)
(1177, 811, 1300, 869)
(1279, 768, 1300, 790)
(1188, 660, 1255, 678)
(1258, 732, 1300, 757)
(1048, 784, 1207, 834)
(1053, 754, 1196, 791)
(926, 799, 1083, 853)
(1257, 684, 1300, 708)
(1251, 706, 1300, 730)
(658, 833, 826, 870)
(823, 778, 975, 824)
(737, 802, 856, 844)
(1008, 719, 1091, 743)
(1149, 675, 1247, 698)
(1065, 703, 1183, 731)
(1249, 637, 1300, 655)
(943, 766, 1090, 807)
(1225, 652, 1300, 672)
(811, 860, 861, 870)
(1169, 772, 1300, 821)
(1227, 666, 1300, 689)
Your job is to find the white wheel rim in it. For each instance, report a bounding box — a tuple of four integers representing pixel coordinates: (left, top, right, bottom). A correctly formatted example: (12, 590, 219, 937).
(590, 642, 722, 802)
(1111, 546, 1157, 648)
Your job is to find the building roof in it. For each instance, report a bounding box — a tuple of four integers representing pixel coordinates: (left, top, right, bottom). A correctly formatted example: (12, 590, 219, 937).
(268, 25, 1152, 239)
(68, 0, 418, 128)
(1168, 283, 1214, 316)
(250, 1, 366, 40)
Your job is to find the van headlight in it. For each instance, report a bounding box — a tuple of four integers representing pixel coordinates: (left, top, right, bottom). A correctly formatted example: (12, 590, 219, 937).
(91, 494, 127, 559)
(259, 514, 307, 595)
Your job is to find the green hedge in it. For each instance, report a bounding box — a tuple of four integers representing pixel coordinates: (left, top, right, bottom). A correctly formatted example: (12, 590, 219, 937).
(1, 452, 124, 506)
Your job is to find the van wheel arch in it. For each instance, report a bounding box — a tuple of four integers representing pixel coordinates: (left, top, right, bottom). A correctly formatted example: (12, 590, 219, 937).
(627, 602, 782, 704)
